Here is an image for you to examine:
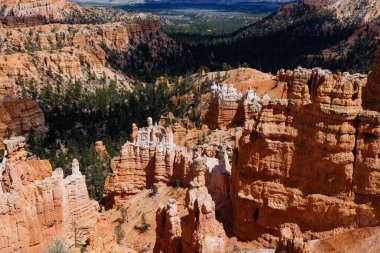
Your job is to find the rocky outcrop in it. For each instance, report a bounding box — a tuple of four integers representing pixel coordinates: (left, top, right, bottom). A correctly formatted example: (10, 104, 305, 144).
(95, 141, 108, 160)
(0, 137, 98, 253)
(0, 0, 68, 18)
(363, 48, 380, 111)
(230, 66, 380, 244)
(103, 117, 181, 207)
(354, 110, 380, 197)
(154, 198, 183, 253)
(104, 117, 230, 209)
(0, 78, 45, 149)
(275, 225, 380, 253)
(154, 158, 226, 253)
(181, 159, 227, 253)
(205, 83, 263, 129)
(275, 226, 307, 253)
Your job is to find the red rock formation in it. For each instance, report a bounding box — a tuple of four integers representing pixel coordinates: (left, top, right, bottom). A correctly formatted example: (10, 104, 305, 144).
(363, 48, 380, 111)
(0, 21, 177, 92)
(205, 84, 241, 129)
(275, 225, 380, 253)
(0, 79, 45, 149)
(103, 117, 180, 207)
(104, 118, 231, 209)
(275, 226, 306, 253)
(181, 160, 227, 253)
(307, 226, 380, 252)
(353, 110, 380, 197)
(95, 141, 108, 160)
(205, 83, 263, 129)
(0, 137, 98, 253)
(230, 67, 378, 244)
(154, 199, 183, 253)
(154, 158, 226, 253)
(0, 0, 81, 21)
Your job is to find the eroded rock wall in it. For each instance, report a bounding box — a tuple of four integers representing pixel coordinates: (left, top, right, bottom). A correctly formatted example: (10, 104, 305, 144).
(0, 138, 98, 253)
(230, 67, 380, 243)
(205, 83, 263, 129)
(0, 0, 73, 20)
(104, 118, 231, 209)
(0, 79, 45, 149)
(154, 158, 226, 253)
(0, 21, 167, 91)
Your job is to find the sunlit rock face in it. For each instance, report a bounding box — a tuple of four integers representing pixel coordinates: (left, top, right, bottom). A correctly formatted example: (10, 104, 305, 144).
(0, 0, 84, 25)
(205, 83, 263, 129)
(0, 21, 166, 92)
(230, 64, 380, 244)
(0, 138, 98, 253)
(104, 117, 231, 209)
(0, 0, 70, 19)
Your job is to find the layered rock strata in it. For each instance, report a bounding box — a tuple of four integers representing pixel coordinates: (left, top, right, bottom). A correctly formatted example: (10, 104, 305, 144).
(154, 198, 183, 253)
(0, 78, 45, 149)
(104, 117, 230, 209)
(275, 225, 380, 253)
(205, 83, 263, 129)
(363, 48, 380, 111)
(0, 0, 70, 19)
(230, 66, 380, 243)
(0, 137, 98, 253)
(0, 20, 181, 92)
(0, 0, 86, 25)
(154, 158, 226, 253)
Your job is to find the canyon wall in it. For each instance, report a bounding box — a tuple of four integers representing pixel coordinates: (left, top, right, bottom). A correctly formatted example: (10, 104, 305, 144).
(230, 64, 380, 243)
(0, 21, 168, 91)
(0, 0, 70, 19)
(0, 137, 98, 253)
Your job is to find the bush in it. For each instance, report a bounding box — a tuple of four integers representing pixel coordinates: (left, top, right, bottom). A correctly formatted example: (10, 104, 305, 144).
(120, 205, 128, 223)
(44, 238, 68, 253)
(149, 185, 158, 197)
(114, 223, 125, 244)
(139, 214, 151, 233)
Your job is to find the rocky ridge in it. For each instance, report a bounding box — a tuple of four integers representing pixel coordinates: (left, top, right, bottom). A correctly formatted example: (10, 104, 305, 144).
(0, 0, 82, 22)
(0, 20, 181, 92)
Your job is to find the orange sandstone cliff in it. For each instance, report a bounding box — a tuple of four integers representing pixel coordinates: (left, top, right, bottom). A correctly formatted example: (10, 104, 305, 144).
(0, 137, 98, 253)
(0, 20, 176, 92)
(154, 158, 227, 253)
(229, 64, 380, 245)
(104, 117, 230, 210)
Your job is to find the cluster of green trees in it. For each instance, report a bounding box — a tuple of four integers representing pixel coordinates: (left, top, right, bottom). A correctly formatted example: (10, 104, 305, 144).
(29, 74, 212, 201)
(102, 35, 191, 83)
(167, 6, 377, 74)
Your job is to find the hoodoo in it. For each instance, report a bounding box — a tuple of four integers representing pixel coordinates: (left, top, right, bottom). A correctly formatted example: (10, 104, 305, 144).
(0, 0, 380, 251)
(0, 137, 98, 253)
